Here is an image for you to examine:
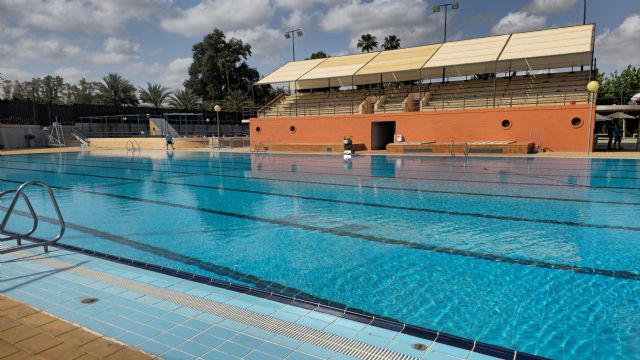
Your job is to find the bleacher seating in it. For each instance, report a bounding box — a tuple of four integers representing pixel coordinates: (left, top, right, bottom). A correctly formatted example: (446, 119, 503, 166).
(258, 71, 590, 117)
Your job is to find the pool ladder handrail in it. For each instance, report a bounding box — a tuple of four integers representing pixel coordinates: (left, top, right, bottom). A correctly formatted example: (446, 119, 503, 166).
(0, 181, 65, 254)
(126, 139, 141, 153)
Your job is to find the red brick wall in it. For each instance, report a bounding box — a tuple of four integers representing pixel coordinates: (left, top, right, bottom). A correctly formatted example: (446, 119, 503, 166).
(250, 105, 593, 152)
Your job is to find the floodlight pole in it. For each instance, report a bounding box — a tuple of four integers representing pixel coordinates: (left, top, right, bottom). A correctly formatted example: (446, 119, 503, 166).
(284, 29, 303, 61)
(583, 0, 587, 24)
(434, 3, 458, 83)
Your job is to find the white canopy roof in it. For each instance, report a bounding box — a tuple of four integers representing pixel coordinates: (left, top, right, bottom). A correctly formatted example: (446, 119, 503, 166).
(257, 24, 595, 88)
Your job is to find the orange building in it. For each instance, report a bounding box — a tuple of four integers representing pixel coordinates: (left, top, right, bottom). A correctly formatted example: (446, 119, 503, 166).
(252, 24, 597, 154)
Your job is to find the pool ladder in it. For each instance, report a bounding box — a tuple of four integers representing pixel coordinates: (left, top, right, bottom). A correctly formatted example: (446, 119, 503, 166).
(0, 181, 65, 255)
(126, 139, 141, 153)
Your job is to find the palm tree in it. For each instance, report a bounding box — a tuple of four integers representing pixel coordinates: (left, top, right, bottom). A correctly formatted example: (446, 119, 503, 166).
(96, 73, 137, 106)
(382, 35, 401, 50)
(222, 90, 252, 112)
(168, 88, 199, 110)
(139, 83, 172, 107)
(357, 34, 378, 53)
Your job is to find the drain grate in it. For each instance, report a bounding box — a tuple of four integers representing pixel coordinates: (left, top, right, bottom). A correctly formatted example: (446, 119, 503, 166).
(80, 297, 99, 304)
(24, 252, 419, 360)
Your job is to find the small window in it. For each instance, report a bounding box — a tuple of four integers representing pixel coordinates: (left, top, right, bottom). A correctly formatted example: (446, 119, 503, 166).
(289, 125, 296, 134)
(501, 119, 511, 129)
(571, 117, 583, 128)
(255, 126, 261, 133)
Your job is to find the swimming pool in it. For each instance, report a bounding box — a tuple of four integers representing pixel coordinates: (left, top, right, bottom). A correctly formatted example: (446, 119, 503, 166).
(1, 151, 639, 359)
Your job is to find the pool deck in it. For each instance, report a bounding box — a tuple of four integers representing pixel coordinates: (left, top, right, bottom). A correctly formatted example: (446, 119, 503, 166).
(0, 295, 153, 360)
(1, 146, 639, 159)
(0, 246, 515, 360)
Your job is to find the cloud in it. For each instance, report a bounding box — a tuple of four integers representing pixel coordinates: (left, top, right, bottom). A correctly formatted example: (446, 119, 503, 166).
(160, 0, 274, 37)
(90, 37, 140, 65)
(229, 26, 287, 57)
(14, 37, 83, 60)
(596, 14, 640, 70)
(491, 11, 547, 34)
(319, 0, 443, 50)
(0, 67, 31, 81)
(161, 57, 193, 89)
(53, 67, 91, 83)
(0, 0, 171, 35)
(526, 0, 578, 13)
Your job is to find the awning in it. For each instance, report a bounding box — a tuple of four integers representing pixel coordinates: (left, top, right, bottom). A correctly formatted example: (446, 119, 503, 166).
(296, 52, 380, 89)
(607, 112, 636, 119)
(355, 44, 441, 83)
(423, 34, 510, 77)
(256, 58, 326, 85)
(498, 24, 594, 71)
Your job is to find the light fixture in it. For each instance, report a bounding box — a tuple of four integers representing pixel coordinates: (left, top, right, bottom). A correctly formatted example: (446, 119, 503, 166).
(296, 30, 303, 37)
(206, 118, 210, 123)
(284, 33, 291, 39)
(433, 5, 440, 12)
(452, 2, 459, 9)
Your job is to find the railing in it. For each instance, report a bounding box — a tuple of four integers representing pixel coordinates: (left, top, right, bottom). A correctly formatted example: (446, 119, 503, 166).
(0, 181, 65, 254)
(126, 139, 141, 152)
(71, 128, 90, 147)
(258, 87, 590, 117)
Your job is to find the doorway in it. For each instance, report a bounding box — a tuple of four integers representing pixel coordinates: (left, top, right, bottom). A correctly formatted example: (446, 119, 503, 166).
(371, 121, 396, 150)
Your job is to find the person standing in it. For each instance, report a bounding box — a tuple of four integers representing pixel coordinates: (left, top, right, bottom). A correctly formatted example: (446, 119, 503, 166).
(165, 132, 175, 150)
(614, 123, 624, 150)
(607, 121, 615, 150)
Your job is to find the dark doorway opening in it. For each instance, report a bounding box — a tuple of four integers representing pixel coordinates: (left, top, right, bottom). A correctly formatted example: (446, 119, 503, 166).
(371, 121, 396, 150)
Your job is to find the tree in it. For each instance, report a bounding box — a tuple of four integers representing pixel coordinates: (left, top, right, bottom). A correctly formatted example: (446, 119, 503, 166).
(168, 88, 199, 109)
(307, 51, 328, 59)
(222, 89, 253, 112)
(62, 78, 100, 105)
(185, 28, 257, 101)
(2, 80, 12, 100)
(41, 75, 64, 104)
(357, 34, 378, 53)
(139, 83, 172, 107)
(382, 35, 401, 50)
(96, 73, 138, 106)
(598, 65, 640, 105)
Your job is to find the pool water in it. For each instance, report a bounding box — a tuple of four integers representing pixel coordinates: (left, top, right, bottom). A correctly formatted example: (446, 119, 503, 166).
(1, 151, 639, 359)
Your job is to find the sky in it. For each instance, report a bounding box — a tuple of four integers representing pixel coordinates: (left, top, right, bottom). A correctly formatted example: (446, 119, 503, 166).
(0, 0, 639, 89)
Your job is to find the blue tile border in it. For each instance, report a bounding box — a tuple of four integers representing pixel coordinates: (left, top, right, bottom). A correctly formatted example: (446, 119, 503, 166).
(20, 240, 548, 360)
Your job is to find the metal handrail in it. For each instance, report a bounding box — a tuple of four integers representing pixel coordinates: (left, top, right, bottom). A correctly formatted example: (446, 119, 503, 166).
(126, 139, 141, 152)
(0, 181, 65, 254)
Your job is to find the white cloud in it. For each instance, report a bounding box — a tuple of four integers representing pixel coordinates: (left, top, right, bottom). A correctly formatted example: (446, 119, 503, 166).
(90, 37, 140, 65)
(491, 11, 547, 34)
(319, 0, 443, 50)
(160, 0, 274, 37)
(53, 67, 90, 83)
(596, 14, 640, 70)
(229, 26, 287, 57)
(0, 67, 31, 81)
(0, 0, 171, 35)
(14, 37, 83, 60)
(161, 57, 193, 89)
(526, 0, 578, 13)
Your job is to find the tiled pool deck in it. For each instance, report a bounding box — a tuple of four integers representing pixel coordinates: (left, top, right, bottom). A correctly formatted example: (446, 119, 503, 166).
(1, 247, 520, 360)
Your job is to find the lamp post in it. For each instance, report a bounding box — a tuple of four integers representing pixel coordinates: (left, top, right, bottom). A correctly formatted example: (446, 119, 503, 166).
(583, 0, 587, 24)
(433, 3, 458, 82)
(214, 104, 221, 149)
(284, 29, 303, 61)
(586, 80, 600, 154)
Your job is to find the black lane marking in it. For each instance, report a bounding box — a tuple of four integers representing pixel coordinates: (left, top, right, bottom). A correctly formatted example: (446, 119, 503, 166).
(1, 178, 638, 281)
(11, 153, 640, 182)
(3, 209, 381, 316)
(2, 167, 640, 232)
(3, 158, 640, 204)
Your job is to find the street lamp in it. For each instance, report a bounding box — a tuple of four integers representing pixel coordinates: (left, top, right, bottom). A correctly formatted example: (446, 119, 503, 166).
(214, 105, 221, 148)
(433, 3, 458, 82)
(284, 29, 303, 61)
(583, 0, 587, 24)
(586, 80, 600, 154)
(433, 3, 458, 42)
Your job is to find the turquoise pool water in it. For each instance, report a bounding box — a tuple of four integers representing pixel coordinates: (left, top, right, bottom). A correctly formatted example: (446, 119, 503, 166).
(1, 151, 639, 359)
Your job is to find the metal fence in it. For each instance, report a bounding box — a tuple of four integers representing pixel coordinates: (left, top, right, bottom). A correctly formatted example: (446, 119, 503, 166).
(0, 100, 247, 127)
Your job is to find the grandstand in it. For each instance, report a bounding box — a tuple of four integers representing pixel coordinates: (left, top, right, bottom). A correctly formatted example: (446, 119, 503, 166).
(252, 24, 596, 153)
